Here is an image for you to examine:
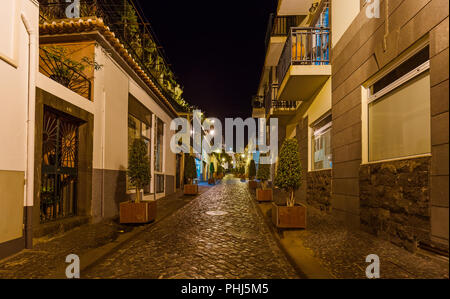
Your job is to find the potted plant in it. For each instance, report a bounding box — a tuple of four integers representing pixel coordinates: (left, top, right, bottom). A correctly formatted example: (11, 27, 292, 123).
(120, 139, 155, 224)
(184, 155, 198, 195)
(208, 162, 216, 185)
(256, 156, 272, 202)
(272, 139, 306, 228)
(216, 165, 224, 180)
(248, 159, 258, 189)
(239, 166, 246, 182)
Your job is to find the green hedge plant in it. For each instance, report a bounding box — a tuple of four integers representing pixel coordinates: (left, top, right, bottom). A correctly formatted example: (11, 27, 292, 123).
(257, 155, 271, 190)
(248, 159, 256, 180)
(274, 139, 302, 207)
(128, 138, 151, 203)
(184, 154, 197, 185)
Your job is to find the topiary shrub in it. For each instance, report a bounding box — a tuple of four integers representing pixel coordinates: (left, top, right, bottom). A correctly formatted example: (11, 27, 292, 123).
(248, 160, 256, 180)
(274, 139, 302, 207)
(128, 138, 151, 203)
(257, 155, 271, 190)
(209, 162, 215, 179)
(184, 154, 197, 184)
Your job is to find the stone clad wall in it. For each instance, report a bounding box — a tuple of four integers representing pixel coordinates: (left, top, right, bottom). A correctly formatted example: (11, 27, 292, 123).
(359, 157, 431, 252)
(331, 0, 449, 249)
(307, 170, 332, 211)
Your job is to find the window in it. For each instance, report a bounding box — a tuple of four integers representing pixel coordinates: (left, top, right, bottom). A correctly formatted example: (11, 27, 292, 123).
(155, 118, 164, 172)
(127, 114, 152, 193)
(367, 46, 430, 162)
(312, 114, 332, 170)
(156, 174, 165, 194)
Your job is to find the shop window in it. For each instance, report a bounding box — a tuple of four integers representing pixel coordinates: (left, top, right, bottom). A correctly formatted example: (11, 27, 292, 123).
(368, 46, 430, 162)
(155, 118, 164, 172)
(127, 114, 152, 193)
(312, 114, 332, 170)
(156, 174, 164, 194)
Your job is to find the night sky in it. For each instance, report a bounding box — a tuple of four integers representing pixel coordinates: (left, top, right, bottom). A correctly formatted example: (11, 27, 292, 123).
(135, 0, 278, 122)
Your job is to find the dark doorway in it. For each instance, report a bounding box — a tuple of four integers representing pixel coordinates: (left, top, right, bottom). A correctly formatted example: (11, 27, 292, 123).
(40, 107, 82, 223)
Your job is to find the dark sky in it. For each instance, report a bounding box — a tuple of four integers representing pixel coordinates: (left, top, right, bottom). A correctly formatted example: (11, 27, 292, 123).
(135, 0, 277, 122)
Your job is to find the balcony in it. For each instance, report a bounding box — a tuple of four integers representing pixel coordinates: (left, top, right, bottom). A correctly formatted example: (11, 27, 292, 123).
(264, 83, 299, 119)
(277, 0, 315, 16)
(252, 96, 265, 119)
(276, 27, 331, 102)
(270, 100, 299, 117)
(264, 14, 304, 67)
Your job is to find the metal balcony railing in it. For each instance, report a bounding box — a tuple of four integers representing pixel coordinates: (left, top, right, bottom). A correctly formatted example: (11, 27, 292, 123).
(271, 100, 298, 110)
(265, 14, 303, 49)
(264, 83, 278, 114)
(277, 27, 330, 86)
(39, 47, 92, 100)
(38, 0, 189, 112)
(252, 96, 264, 109)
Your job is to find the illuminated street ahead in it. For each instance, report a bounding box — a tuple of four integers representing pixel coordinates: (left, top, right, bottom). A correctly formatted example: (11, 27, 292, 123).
(84, 176, 299, 279)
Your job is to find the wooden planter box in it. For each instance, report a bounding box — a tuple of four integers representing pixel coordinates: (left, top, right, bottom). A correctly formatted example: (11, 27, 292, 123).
(184, 184, 198, 195)
(271, 202, 306, 229)
(248, 180, 258, 189)
(120, 201, 157, 224)
(256, 188, 273, 202)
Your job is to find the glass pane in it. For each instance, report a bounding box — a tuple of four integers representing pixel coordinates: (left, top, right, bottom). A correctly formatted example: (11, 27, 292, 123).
(127, 115, 140, 191)
(141, 122, 151, 139)
(155, 118, 164, 172)
(143, 139, 151, 194)
(312, 128, 332, 170)
(128, 115, 140, 141)
(369, 71, 431, 161)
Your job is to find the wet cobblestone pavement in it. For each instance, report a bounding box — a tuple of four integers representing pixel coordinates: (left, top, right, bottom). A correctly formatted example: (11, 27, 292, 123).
(84, 177, 299, 279)
(0, 185, 211, 279)
(295, 207, 449, 279)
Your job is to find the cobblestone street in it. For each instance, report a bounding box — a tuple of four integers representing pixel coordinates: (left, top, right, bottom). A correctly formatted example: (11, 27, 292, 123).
(84, 176, 299, 279)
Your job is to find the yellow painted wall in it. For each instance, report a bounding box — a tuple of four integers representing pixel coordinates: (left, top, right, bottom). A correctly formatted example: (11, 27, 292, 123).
(305, 78, 332, 171)
(305, 78, 332, 127)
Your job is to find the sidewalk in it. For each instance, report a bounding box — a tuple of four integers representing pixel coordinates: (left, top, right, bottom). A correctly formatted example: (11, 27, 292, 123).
(252, 188, 449, 279)
(0, 184, 212, 279)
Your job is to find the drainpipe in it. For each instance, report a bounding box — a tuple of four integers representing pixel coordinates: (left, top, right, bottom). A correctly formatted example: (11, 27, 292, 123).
(383, 0, 389, 51)
(21, 13, 36, 249)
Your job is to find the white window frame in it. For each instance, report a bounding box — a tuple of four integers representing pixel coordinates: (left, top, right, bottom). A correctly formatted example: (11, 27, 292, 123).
(310, 113, 332, 171)
(362, 41, 431, 164)
(368, 61, 430, 104)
